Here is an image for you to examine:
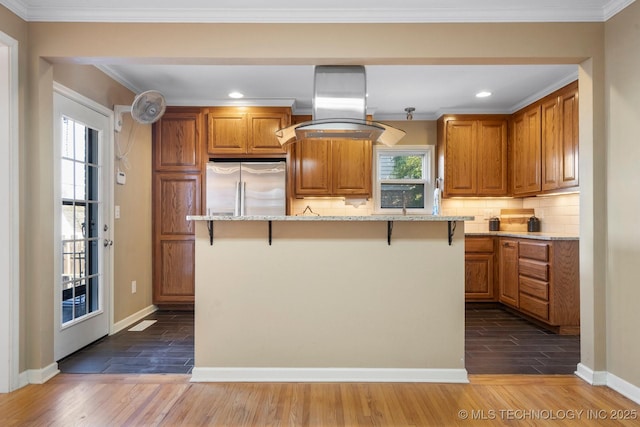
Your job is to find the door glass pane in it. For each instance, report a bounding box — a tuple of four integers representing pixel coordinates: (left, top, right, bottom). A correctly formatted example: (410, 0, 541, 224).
(74, 122, 86, 161)
(61, 159, 75, 199)
(60, 116, 101, 326)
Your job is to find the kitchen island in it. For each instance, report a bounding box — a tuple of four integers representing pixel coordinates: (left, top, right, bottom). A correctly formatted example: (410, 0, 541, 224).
(188, 215, 472, 383)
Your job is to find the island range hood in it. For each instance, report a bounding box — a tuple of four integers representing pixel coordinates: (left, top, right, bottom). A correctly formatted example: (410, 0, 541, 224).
(275, 65, 405, 146)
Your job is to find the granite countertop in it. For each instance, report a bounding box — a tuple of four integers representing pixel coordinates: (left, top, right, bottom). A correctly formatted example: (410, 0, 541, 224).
(188, 214, 474, 222)
(465, 231, 579, 241)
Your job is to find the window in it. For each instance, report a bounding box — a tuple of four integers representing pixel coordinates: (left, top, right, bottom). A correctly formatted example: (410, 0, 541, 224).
(374, 146, 434, 214)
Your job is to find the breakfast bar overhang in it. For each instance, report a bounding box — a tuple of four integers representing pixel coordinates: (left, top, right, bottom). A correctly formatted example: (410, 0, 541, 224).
(188, 215, 473, 383)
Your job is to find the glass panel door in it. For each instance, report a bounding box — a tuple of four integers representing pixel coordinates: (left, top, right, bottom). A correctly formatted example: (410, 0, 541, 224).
(54, 89, 111, 361)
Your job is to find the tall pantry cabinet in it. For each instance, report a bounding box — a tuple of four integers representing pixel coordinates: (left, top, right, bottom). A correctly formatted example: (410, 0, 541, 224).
(152, 108, 203, 307)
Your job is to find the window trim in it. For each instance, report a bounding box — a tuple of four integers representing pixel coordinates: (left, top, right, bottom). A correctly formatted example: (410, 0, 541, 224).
(373, 145, 435, 214)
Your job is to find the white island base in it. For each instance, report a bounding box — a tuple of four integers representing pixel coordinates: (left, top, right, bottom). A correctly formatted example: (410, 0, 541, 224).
(189, 216, 470, 383)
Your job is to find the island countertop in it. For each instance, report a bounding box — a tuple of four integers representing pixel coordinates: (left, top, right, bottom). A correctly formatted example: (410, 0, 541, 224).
(187, 214, 474, 222)
(465, 231, 579, 241)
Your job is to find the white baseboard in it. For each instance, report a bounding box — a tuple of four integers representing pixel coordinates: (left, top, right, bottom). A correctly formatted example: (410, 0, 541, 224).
(18, 371, 29, 389)
(606, 372, 640, 405)
(111, 304, 157, 335)
(576, 363, 640, 405)
(24, 362, 60, 385)
(576, 363, 608, 385)
(191, 367, 469, 383)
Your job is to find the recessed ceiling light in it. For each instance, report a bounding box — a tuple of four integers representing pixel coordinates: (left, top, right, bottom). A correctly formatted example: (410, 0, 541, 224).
(228, 91, 244, 99)
(476, 91, 492, 98)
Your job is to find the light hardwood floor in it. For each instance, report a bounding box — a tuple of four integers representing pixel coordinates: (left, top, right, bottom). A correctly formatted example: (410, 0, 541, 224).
(1, 374, 639, 426)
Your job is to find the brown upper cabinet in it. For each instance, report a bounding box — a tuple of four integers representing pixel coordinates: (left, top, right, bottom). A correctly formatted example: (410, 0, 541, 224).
(205, 107, 291, 156)
(290, 114, 372, 198)
(293, 138, 372, 198)
(511, 81, 579, 196)
(543, 82, 579, 191)
(153, 108, 203, 172)
(510, 105, 542, 196)
(437, 115, 508, 197)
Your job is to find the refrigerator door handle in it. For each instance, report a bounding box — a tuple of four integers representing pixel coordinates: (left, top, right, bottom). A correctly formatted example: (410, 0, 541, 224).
(234, 181, 241, 216)
(240, 181, 247, 216)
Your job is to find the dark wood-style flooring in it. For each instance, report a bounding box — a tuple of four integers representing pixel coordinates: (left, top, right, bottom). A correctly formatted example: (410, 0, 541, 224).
(58, 304, 580, 375)
(465, 303, 580, 374)
(58, 310, 194, 374)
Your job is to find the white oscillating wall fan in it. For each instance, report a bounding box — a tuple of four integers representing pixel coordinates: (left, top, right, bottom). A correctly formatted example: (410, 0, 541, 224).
(114, 90, 167, 132)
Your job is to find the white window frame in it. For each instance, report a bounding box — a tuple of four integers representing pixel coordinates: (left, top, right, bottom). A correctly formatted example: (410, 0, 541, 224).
(373, 145, 435, 215)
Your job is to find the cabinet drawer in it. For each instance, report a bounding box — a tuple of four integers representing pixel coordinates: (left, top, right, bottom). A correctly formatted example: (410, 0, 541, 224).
(519, 241, 549, 262)
(519, 293, 550, 321)
(519, 259, 549, 281)
(465, 237, 494, 253)
(519, 276, 549, 301)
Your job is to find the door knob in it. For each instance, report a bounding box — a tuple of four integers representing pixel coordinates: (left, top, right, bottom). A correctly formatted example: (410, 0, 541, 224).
(104, 239, 113, 247)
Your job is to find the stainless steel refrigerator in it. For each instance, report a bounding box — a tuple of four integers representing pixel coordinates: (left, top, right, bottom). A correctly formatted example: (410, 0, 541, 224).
(206, 161, 286, 216)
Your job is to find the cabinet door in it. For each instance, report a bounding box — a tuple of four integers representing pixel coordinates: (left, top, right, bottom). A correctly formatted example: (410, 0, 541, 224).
(294, 139, 332, 196)
(558, 84, 579, 189)
(511, 106, 541, 196)
(498, 239, 519, 307)
(153, 110, 202, 172)
(444, 120, 477, 195)
(153, 173, 201, 305)
(247, 110, 289, 155)
(331, 139, 372, 196)
(541, 96, 561, 191)
(206, 111, 247, 155)
(465, 253, 495, 300)
(477, 119, 508, 195)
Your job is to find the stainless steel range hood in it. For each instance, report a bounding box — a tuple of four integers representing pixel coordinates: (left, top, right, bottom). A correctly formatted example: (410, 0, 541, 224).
(276, 66, 405, 146)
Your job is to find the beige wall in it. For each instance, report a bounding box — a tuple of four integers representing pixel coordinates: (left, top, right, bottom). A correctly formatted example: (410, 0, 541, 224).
(0, 11, 616, 384)
(52, 64, 154, 325)
(605, 2, 640, 387)
(195, 220, 465, 370)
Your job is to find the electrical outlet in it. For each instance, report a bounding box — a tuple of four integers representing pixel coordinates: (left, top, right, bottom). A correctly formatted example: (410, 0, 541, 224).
(131, 280, 137, 294)
(115, 205, 120, 219)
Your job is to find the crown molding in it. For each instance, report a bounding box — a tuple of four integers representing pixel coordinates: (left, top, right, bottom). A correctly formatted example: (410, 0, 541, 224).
(604, 0, 636, 19)
(508, 70, 579, 113)
(95, 65, 143, 95)
(1, 0, 635, 23)
(0, 0, 28, 20)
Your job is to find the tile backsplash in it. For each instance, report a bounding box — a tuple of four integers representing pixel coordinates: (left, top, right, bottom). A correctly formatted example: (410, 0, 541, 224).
(290, 192, 580, 235)
(290, 198, 374, 217)
(442, 193, 580, 234)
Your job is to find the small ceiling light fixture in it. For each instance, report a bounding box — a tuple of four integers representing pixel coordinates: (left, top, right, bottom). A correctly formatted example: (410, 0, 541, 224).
(228, 91, 244, 99)
(476, 91, 492, 98)
(405, 107, 415, 120)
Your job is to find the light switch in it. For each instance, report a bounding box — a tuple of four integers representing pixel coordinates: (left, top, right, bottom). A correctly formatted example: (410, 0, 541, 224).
(115, 205, 120, 219)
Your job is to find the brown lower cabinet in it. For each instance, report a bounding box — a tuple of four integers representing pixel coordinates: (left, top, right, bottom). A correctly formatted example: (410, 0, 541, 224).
(466, 235, 579, 334)
(464, 237, 496, 300)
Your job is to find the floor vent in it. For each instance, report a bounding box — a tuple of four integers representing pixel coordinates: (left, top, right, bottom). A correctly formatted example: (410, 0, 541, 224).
(128, 319, 157, 332)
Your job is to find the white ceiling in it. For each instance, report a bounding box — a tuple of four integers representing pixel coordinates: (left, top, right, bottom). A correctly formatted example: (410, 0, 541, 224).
(100, 64, 578, 120)
(2, 0, 627, 119)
